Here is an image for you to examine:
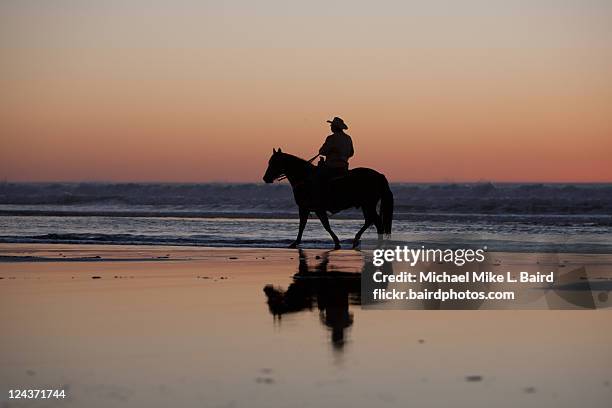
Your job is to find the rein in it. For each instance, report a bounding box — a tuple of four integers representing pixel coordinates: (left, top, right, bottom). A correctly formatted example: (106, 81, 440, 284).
(276, 154, 319, 182)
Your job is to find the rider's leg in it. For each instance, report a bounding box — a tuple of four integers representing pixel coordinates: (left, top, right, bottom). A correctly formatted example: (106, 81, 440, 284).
(325, 167, 348, 210)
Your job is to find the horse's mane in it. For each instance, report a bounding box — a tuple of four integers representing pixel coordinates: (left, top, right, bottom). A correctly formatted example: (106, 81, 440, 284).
(280, 152, 315, 169)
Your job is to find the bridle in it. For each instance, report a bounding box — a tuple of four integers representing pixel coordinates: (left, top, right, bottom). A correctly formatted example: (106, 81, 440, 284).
(275, 154, 320, 182)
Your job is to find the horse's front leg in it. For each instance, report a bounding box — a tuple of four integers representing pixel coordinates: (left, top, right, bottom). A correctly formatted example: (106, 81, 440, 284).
(289, 207, 309, 248)
(315, 210, 341, 250)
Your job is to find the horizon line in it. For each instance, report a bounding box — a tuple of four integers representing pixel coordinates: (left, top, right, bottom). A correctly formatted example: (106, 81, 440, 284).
(2, 180, 612, 185)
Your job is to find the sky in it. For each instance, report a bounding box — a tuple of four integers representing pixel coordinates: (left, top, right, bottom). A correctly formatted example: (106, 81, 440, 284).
(1, 0, 611, 182)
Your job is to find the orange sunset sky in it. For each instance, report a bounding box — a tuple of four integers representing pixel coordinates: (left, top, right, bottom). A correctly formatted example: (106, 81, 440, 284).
(1, 1, 611, 182)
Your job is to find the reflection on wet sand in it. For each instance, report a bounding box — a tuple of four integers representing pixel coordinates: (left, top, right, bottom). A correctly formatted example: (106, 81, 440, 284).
(2, 246, 611, 407)
(263, 249, 362, 350)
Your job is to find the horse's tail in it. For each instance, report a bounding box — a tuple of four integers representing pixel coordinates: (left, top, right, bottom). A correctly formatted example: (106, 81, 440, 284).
(379, 174, 393, 235)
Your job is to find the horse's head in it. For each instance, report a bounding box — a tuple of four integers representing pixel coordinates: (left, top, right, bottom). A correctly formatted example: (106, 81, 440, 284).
(263, 148, 285, 183)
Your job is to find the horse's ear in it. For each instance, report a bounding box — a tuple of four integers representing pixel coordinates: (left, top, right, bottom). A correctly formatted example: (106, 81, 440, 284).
(272, 148, 276, 154)
(278, 147, 282, 153)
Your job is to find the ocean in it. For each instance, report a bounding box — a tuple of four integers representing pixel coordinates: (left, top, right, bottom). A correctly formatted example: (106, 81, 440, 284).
(1, 182, 611, 253)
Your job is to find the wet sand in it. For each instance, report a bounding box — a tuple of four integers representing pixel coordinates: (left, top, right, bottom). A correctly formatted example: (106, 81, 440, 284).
(1, 244, 611, 407)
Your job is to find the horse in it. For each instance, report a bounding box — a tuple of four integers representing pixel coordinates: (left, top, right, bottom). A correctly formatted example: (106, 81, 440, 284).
(263, 148, 393, 249)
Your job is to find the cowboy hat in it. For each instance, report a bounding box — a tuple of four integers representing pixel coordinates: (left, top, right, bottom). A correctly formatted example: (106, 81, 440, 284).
(326, 117, 348, 130)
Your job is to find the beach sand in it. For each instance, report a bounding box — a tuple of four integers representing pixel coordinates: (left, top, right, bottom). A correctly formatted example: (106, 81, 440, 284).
(1, 244, 611, 407)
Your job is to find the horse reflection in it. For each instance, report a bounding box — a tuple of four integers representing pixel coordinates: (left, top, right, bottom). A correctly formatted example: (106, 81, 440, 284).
(263, 249, 361, 350)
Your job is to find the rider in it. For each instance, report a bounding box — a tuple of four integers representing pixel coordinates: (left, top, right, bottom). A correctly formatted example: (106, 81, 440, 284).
(318, 117, 354, 179)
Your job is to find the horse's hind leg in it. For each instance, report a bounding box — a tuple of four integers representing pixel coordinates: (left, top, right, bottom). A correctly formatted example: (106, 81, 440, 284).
(374, 212, 383, 234)
(353, 205, 375, 248)
(289, 207, 309, 248)
(315, 210, 341, 250)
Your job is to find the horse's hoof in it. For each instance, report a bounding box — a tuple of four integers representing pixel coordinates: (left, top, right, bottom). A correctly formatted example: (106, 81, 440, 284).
(352, 241, 360, 249)
(334, 243, 341, 250)
(288, 242, 299, 249)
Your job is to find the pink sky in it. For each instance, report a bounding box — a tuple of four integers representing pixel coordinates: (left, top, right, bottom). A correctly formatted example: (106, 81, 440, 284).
(1, 1, 611, 182)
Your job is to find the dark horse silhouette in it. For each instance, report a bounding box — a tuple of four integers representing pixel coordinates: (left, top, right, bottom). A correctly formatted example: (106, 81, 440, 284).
(263, 148, 393, 248)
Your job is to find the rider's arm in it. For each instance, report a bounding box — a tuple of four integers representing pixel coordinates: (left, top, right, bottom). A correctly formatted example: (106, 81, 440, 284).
(319, 136, 332, 155)
(348, 137, 354, 158)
